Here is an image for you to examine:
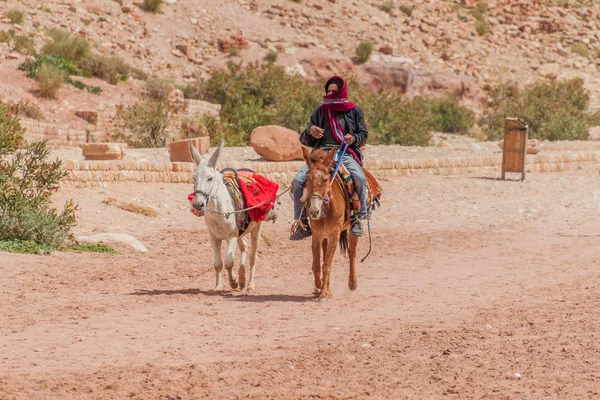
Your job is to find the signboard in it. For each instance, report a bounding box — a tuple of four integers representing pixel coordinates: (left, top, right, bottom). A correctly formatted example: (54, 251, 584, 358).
(501, 118, 528, 181)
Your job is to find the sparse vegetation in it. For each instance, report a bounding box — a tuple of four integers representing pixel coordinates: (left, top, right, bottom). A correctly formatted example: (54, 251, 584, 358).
(0, 31, 13, 43)
(0, 104, 77, 250)
(19, 55, 102, 95)
(4, 9, 25, 25)
(379, 2, 394, 14)
(265, 50, 279, 63)
(228, 46, 240, 56)
(78, 54, 132, 84)
(36, 63, 65, 99)
(14, 35, 35, 55)
(399, 5, 413, 17)
(114, 87, 185, 147)
(355, 41, 373, 64)
(571, 43, 589, 58)
(42, 28, 90, 62)
(145, 78, 175, 101)
(143, 0, 163, 13)
(475, 19, 489, 35)
(480, 77, 592, 141)
(13, 100, 45, 120)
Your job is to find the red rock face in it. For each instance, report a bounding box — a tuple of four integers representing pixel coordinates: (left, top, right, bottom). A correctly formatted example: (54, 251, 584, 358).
(250, 125, 303, 162)
(168, 137, 210, 162)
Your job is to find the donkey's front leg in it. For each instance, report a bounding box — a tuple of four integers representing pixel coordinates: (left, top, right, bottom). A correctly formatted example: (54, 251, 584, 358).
(209, 234, 224, 292)
(320, 233, 339, 299)
(224, 237, 239, 289)
(311, 235, 322, 295)
(237, 236, 248, 289)
(247, 223, 262, 290)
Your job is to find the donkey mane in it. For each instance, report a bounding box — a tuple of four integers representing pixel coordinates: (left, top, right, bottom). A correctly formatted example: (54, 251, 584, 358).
(310, 148, 336, 172)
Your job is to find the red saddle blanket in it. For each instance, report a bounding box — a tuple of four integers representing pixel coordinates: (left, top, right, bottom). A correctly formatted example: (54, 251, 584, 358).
(232, 170, 279, 221)
(188, 170, 279, 222)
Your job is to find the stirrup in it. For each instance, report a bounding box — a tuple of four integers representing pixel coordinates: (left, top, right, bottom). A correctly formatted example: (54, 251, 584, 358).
(290, 221, 311, 240)
(351, 220, 363, 237)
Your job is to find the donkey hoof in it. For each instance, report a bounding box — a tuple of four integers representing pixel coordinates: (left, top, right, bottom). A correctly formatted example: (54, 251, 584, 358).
(348, 282, 358, 291)
(229, 280, 239, 289)
(313, 288, 322, 297)
(210, 285, 223, 292)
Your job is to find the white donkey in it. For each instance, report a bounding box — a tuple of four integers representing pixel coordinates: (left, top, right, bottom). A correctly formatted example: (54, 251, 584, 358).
(190, 142, 271, 292)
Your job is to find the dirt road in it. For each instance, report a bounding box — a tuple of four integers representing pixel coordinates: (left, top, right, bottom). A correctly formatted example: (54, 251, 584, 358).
(2, 170, 600, 399)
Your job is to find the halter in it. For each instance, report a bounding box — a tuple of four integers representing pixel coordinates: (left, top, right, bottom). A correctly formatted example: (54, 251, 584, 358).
(193, 169, 219, 201)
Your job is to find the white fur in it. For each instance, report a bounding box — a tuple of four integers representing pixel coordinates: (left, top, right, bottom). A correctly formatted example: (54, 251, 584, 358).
(190, 142, 262, 291)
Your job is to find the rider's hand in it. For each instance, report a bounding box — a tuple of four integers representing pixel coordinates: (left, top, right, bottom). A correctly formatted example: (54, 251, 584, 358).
(309, 126, 324, 139)
(344, 134, 355, 144)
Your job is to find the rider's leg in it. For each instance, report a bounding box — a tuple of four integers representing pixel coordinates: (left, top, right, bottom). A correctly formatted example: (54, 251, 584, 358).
(292, 165, 309, 220)
(290, 165, 312, 240)
(341, 155, 367, 217)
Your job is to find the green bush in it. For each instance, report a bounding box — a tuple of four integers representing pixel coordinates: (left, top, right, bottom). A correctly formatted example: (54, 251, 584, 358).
(143, 0, 163, 13)
(36, 63, 65, 99)
(145, 78, 175, 101)
(0, 106, 76, 250)
(78, 54, 132, 84)
(354, 86, 432, 146)
(19, 54, 102, 95)
(480, 77, 591, 141)
(416, 97, 475, 134)
(115, 97, 182, 148)
(4, 9, 24, 25)
(189, 63, 440, 147)
(355, 41, 373, 64)
(197, 62, 320, 146)
(0, 103, 24, 152)
(42, 28, 90, 62)
(265, 50, 278, 63)
(14, 35, 35, 55)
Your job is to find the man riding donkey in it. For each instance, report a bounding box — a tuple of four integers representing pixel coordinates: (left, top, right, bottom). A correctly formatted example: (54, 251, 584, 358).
(290, 76, 369, 240)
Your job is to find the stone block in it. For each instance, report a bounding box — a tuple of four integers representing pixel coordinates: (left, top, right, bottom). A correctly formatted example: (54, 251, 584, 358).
(168, 137, 210, 162)
(81, 143, 126, 160)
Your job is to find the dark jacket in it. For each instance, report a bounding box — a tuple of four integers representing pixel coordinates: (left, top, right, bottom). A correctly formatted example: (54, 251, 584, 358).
(299, 106, 368, 164)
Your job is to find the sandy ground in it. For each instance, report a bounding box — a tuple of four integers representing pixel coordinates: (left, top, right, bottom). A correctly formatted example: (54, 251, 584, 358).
(2, 169, 600, 399)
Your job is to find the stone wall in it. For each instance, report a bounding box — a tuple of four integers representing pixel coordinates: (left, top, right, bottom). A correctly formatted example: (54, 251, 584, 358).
(22, 99, 221, 149)
(61, 151, 600, 187)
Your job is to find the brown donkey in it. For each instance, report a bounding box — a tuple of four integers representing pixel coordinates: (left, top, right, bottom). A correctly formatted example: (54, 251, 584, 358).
(301, 147, 359, 300)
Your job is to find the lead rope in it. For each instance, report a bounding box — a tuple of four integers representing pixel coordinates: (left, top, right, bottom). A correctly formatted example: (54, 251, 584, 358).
(360, 186, 373, 263)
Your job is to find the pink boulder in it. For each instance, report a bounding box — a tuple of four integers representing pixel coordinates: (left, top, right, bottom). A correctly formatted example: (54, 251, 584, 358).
(250, 125, 302, 161)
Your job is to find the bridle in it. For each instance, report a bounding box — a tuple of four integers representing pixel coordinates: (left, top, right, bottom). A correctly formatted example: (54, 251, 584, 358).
(193, 169, 219, 202)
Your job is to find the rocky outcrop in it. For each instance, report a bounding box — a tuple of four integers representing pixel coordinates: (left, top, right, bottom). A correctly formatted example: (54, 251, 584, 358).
(250, 125, 302, 162)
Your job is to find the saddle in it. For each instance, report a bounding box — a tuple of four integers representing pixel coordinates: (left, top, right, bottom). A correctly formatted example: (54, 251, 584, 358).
(188, 169, 279, 236)
(334, 165, 382, 221)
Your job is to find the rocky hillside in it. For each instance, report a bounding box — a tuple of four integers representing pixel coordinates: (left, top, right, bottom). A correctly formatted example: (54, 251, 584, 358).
(2, 0, 600, 122)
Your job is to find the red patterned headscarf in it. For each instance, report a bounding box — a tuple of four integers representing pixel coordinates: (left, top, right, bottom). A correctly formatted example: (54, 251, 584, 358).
(320, 76, 360, 162)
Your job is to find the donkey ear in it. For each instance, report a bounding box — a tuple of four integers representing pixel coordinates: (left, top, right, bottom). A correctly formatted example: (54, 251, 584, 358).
(189, 141, 204, 166)
(324, 147, 337, 168)
(301, 146, 312, 167)
(207, 140, 224, 169)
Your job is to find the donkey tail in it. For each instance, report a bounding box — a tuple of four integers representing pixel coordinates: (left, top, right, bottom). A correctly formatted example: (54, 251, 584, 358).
(339, 229, 348, 257)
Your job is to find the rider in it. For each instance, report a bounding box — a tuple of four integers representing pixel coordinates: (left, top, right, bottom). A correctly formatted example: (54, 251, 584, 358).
(290, 75, 369, 240)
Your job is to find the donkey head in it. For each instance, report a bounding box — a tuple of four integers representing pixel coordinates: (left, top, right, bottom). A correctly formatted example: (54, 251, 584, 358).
(190, 141, 224, 213)
(302, 147, 336, 220)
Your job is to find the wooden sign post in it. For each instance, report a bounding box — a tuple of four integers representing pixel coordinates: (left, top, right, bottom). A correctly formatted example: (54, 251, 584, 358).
(501, 118, 528, 181)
